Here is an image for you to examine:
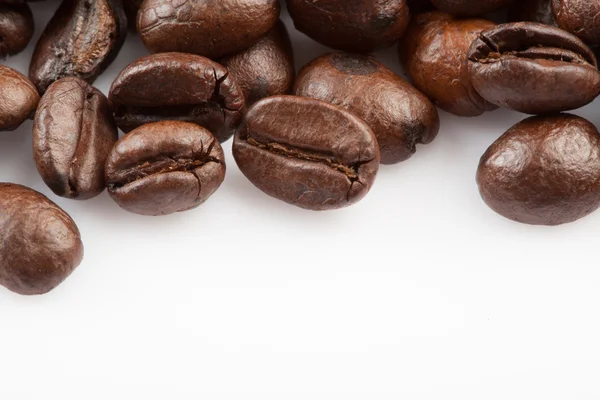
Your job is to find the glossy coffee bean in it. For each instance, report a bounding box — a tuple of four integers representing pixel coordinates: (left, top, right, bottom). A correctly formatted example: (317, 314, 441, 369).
(233, 96, 380, 211)
(508, 0, 556, 26)
(430, 0, 516, 16)
(477, 114, 600, 226)
(294, 53, 439, 165)
(220, 21, 295, 107)
(33, 78, 118, 200)
(137, 0, 280, 59)
(0, 3, 33, 58)
(287, 0, 410, 53)
(553, 0, 600, 45)
(0, 183, 83, 295)
(400, 12, 497, 117)
(0, 65, 39, 131)
(109, 53, 245, 142)
(468, 22, 600, 115)
(105, 121, 226, 216)
(29, 0, 127, 93)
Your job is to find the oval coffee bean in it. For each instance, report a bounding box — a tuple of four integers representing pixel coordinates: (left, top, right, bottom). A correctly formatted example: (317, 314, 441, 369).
(233, 96, 380, 211)
(0, 65, 39, 131)
(468, 22, 600, 114)
(294, 53, 439, 165)
(553, 0, 600, 45)
(400, 12, 497, 117)
(220, 20, 295, 107)
(105, 121, 226, 216)
(137, 0, 280, 59)
(287, 0, 409, 53)
(33, 78, 118, 200)
(0, 3, 33, 58)
(0, 183, 83, 295)
(29, 0, 127, 93)
(477, 114, 600, 226)
(430, 0, 516, 16)
(109, 53, 245, 142)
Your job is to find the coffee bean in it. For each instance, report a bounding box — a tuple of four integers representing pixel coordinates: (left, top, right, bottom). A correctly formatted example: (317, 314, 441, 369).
(220, 20, 295, 107)
(0, 2, 33, 58)
(287, 0, 409, 53)
(233, 96, 380, 211)
(0, 183, 83, 295)
(430, 0, 516, 16)
(400, 11, 497, 117)
(478, 114, 600, 226)
(0, 65, 39, 131)
(294, 53, 439, 165)
(109, 53, 246, 142)
(137, 0, 280, 59)
(29, 0, 127, 93)
(553, 0, 600, 45)
(33, 78, 118, 200)
(468, 22, 600, 115)
(105, 121, 226, 216)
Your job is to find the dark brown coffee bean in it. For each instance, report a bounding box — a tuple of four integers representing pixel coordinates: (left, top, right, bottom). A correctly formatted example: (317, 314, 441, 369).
(287, 0, 409, 53)
(0, 65, 39, 131)
(0, 3, 33, 58)
(29, 0, 127, 93)
(294, 53, 439, 165)
(137, 0, 280, 59)
(105, 121, 226, 216)
(430, 0, 516, 16)
(33, 78, 118, 200)
(553, 0, 600, 45)
(0, 183, 83, 295)
(400, 12, 497, 117)
(109, 53, 246, 142)
(220, 20, 295, 107)
(477, 114, 600, 226)
(508, 0, 556, 26)
(468, 22, 600, 115)
(233, 96, 380, 211)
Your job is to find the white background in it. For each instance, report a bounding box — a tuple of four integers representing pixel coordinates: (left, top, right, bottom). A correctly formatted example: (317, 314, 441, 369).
(1, 1, 599, 399)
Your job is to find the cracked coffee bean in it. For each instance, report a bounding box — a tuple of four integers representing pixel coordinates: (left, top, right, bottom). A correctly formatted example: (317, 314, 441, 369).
(137, 0, 280, 59)
(553, 0, 600, 45)
(29, 0, 127, 93)
(109, 53, 246, 142)
(0, 65, 39, 131)
(233, 95, 380, 211)
(468, 22, 600, 115)
(105, 121, 226, 216)
(0, 2, 33, 58)
(400, 11, 497, 117)
(477, 114, 600, 226)
(220, 20, 295, 107)
(33, 77, 118, 200)
(294, 53, 439, 165)
(430, 0, 517, 16)
(287, 0, 409, 53)
(0, 183, 83, 295)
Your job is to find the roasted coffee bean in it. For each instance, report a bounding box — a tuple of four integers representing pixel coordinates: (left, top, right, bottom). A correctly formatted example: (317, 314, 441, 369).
(0, 65, 39, 131)
(477, 114, 600, 226)
(233, 96, 379, 211)
(468, 22, 600, 115)
(220, 21, 295, 107)
(553, 0, 600, 45)
(508, 0, 556, 26)
(105, 121, 226, 216)
(294, 53, 439, 165)
(0, 183, 83, 295)
(430, 0, 516, 16)
(287, 0, 409, 53)
(0, 3, 33, 58)
(33, 78, 118, 200)
(137, 0, 280, 59)
(124, 0, 142, 30)
(109, 53, 245, 142)
(400, 12, 497, 117)
(29, 0, 127, 93)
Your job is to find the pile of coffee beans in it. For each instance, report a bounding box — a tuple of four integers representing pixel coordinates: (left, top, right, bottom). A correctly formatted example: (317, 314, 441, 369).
(1, 0, 600, 295)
